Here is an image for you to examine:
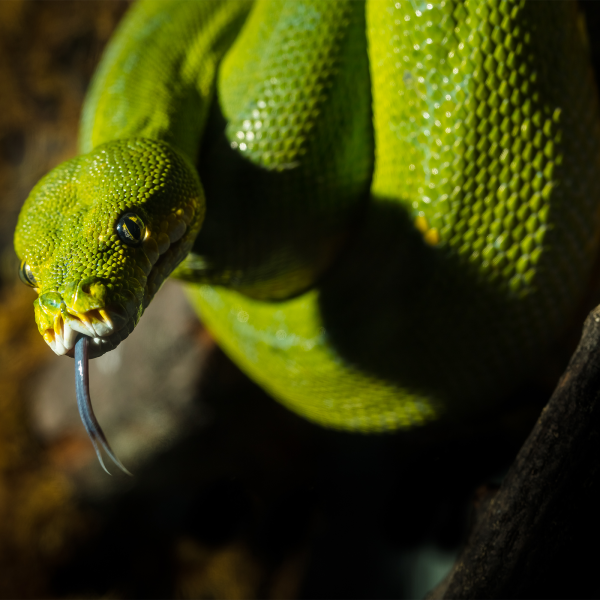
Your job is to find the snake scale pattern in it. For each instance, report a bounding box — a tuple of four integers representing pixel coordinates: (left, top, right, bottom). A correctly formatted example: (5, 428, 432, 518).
(13, 0, 600, 470)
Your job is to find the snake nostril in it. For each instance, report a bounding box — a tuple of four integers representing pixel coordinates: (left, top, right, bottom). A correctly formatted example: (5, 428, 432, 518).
(81, 280, 105, 298)
(65, 277, 108, 312)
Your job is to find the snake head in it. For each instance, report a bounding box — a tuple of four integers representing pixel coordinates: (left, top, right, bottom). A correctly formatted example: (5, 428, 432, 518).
(15, 138, 204, 358)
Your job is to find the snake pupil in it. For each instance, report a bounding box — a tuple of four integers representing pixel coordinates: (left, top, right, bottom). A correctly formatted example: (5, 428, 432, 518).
(116, 213, 145, 247)
(19, 260, 37, 287)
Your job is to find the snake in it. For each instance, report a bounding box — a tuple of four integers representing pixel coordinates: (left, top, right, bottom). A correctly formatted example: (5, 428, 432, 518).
(13, 0, 600, 474)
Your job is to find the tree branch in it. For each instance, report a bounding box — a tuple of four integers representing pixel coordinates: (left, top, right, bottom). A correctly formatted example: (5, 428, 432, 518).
(428, 305, 600, 599)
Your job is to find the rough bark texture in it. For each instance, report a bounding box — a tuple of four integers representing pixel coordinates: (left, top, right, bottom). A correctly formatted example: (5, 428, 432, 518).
(428, 305, 600, 599)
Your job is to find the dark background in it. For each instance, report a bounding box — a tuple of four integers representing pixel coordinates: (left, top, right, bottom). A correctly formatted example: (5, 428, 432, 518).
(0, 1, 599, 598)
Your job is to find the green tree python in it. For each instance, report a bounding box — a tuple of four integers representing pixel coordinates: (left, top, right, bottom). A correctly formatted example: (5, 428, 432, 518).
(13, 0, 600, 474)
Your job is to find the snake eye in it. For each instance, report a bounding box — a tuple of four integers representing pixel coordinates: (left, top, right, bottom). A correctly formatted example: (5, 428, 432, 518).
(19, 260, 37, 287)
(116, 213, 146, 247)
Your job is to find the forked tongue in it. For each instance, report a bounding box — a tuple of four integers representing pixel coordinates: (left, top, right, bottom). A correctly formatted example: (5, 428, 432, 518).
(74, 336, 132, 476)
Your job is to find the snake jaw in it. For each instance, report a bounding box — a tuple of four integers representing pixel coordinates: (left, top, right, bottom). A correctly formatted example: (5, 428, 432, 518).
(39, 301, 134, 358)
(37, 211, 196, 358)
(33, 207, 196, 359)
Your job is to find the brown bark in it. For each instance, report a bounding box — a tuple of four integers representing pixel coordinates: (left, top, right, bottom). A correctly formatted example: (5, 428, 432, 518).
(428, 305, 600, 599)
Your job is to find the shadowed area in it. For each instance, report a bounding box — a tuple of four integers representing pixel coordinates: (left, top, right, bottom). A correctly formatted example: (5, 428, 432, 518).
(0, 1, 599, 598)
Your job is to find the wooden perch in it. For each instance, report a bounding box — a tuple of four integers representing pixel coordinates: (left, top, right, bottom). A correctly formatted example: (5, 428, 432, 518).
(427, 305, 600, 599)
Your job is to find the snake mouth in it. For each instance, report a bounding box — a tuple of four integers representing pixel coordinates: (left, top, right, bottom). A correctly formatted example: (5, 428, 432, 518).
(42, 304, 134, 358)
(39, 227, 193, 358)
(36, 200, 201, 360)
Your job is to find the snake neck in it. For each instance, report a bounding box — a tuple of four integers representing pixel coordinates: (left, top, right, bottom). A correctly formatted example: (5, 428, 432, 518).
(80, 0, 252, 163)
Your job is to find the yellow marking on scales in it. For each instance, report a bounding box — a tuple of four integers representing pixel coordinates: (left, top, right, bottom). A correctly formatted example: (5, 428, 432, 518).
(414, 215, 441, 246)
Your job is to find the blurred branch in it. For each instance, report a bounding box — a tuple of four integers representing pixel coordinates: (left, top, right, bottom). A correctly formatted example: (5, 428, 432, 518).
(428, 304, 600, 599)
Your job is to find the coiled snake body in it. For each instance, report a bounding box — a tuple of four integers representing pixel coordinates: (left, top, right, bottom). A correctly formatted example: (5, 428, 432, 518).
(14, 0, 600, 471)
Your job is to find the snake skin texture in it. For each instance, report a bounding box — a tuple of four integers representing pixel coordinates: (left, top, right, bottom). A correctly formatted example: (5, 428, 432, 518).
(14, 0, 600, 432)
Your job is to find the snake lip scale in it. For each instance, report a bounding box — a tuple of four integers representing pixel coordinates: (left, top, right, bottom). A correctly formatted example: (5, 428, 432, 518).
(45, 306, 124, 357)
